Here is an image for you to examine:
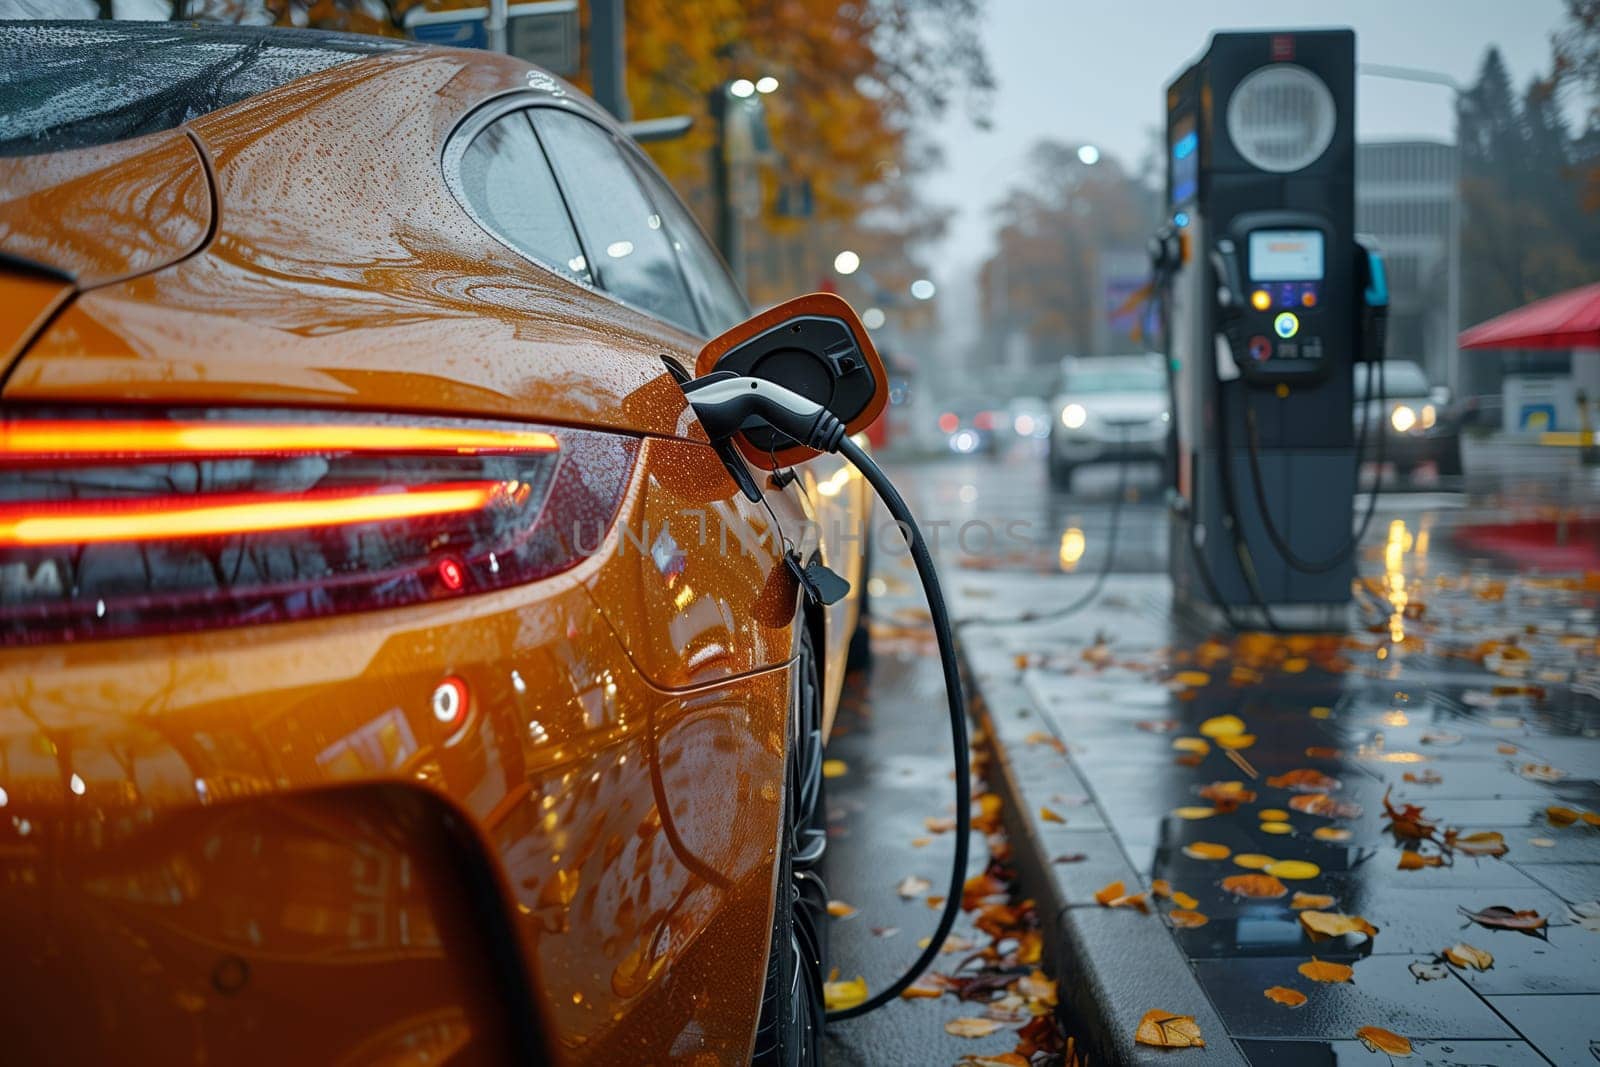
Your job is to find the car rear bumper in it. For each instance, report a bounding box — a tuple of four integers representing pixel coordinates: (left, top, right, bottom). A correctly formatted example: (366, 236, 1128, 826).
(0, 436, 803, 1065)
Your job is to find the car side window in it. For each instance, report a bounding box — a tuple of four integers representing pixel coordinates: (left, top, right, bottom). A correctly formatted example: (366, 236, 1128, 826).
(457, 111, 591, 285)
(530, 109, 702, 335)
(626, 156, 750, 335)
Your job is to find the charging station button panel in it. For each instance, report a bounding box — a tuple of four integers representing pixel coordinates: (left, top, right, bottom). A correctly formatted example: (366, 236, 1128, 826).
(1243, 228, 1328, 370)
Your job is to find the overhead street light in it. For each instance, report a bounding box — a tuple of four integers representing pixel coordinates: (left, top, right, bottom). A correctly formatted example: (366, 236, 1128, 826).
(910, 278, 936, 301)
(729, 78, 756, 98)
(1076, 144, 1100, 165)
(861, 307, 887, 330)
(755, 76, 780, 94)
(833, 250, 861, 276)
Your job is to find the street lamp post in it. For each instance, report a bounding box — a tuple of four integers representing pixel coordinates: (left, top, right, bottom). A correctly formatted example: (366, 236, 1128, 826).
(709, 75, 779, 288)
(1359, 62, 1466, 398)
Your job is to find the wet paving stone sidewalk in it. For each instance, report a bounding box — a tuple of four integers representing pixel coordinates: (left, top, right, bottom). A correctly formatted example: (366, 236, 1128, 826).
(953, 559, 1600, 1065)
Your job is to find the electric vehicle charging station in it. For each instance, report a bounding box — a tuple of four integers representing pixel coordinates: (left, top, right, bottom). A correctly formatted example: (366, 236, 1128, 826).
(1155, 29, 1388, 630)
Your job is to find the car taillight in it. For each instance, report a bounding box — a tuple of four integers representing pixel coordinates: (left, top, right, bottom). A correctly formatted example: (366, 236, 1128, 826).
(0, 409, 638, 645)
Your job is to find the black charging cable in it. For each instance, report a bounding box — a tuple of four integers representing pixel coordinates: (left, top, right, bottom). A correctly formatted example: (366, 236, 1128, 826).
(1211, 379, 1285, 631)
(1241, 358, 1387, 573)
(827, 434, 971, 1019)
(682, 375, 971, 1020)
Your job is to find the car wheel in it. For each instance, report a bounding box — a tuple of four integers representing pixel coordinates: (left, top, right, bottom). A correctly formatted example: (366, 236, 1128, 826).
(752, 625, 827, 1067)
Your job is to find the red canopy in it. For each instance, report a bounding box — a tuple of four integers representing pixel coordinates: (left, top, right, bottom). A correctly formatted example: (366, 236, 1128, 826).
(1458, 282, 1600, 350)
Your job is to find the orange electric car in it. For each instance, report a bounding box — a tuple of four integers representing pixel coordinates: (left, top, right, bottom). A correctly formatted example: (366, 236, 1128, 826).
(0, 20, 875, 1065)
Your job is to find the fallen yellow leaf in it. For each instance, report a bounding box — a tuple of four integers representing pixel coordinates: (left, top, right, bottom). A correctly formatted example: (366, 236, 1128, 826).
(1183, 841, 1231, 860)
(1172, 736, 1212, 755)
(1260, 821, 1294, 835)
(1312, 827, 1352, 842)
(1547, 806, 1582, 826)
(1171, 806, 1217, 820)
(1452, 830, 1508, 857)
(1170, 890, 1199, 910)
(1016, 970, 1058, 1006)
(1094, 880, 1126, 906)
(900, 974, 947, 999)
(925, 816, 956, 834)
(1299, 910, 1378, 941)
(1222, 873, 1289, 899)
(823, 975, 869, 1011)
(1356, 1025, 1412, 1056)
(1258, 808, 1290, 820)
(1216, 734, 1257, 750)
(1168, 908, 1208, 928)
(910, 836, 932, 848)
(1040, 806, 1066, 824)
(1291, 892, 1336, 910)
(1443, 942, 1493, 971)
(1134, 1009, 1205, 1048)
(827, 900, 857, 919)
(1281, 657, 1309, 673)
(1199, 714, 1247, 738)
(1263, 986, 1307, 1007)
(896, 875, 932, 898)
(1233, 853, 1277, 870)
(1172, 670, 1211, 687)
(1398, 850, 1443, 870)
(945, 1017, 1005, 1038)
(1266, 860, 1322, 880)
(822, 759, 848, 779)
(1298, 957, 1354, 983)
(1108, 891, 1150, 912)
(1309, 705, 1332, 719)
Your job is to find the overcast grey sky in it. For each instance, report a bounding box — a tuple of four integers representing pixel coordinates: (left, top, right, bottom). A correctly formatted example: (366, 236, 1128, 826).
(921, 0, 1569, 277)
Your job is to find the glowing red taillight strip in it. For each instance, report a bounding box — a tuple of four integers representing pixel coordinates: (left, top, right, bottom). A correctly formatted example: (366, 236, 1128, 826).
(0, 482, 504, 547)
(0, 421, 560, 462)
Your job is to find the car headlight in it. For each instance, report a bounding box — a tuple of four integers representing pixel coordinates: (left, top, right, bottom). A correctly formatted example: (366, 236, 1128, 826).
(1420, 404, 1436, 429)
(1391, 405, 1416, 433)
(1061, 403, 1087, 430)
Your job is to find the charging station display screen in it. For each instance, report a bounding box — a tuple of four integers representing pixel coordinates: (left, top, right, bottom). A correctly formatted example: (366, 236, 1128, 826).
(1248, 230, 1324, 281)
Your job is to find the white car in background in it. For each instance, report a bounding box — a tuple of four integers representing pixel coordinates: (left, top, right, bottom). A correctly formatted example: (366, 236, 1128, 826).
(1048, 354, 1171, 489)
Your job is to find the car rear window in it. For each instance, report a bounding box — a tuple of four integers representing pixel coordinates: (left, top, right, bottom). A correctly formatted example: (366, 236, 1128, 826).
(0, 20, 404, 157)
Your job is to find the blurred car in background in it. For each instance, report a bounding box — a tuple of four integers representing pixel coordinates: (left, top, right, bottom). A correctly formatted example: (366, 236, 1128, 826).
(1048, 355, 1170, 489)
(1357, 360, 1463, 478)
(937, 396, 1005, 455)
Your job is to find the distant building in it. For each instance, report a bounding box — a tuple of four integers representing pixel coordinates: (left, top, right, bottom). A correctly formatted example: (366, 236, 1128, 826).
(1355, 140, 1457, 390)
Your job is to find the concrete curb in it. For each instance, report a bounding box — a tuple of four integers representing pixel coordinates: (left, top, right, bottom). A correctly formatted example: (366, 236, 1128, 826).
(964, 645, 1249, 1066)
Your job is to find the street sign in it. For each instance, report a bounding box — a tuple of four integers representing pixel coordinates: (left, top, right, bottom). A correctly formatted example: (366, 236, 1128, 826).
(507, 1, 578, 74)
(404, 1, 578, 75)
(405, 6, 488, 49)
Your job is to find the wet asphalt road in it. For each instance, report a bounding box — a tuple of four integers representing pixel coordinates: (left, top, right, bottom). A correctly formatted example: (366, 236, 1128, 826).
(821, 437, 1600, 1065)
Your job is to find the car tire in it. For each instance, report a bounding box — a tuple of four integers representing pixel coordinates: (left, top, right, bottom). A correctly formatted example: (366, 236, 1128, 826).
(752, 625, 827, 1067)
